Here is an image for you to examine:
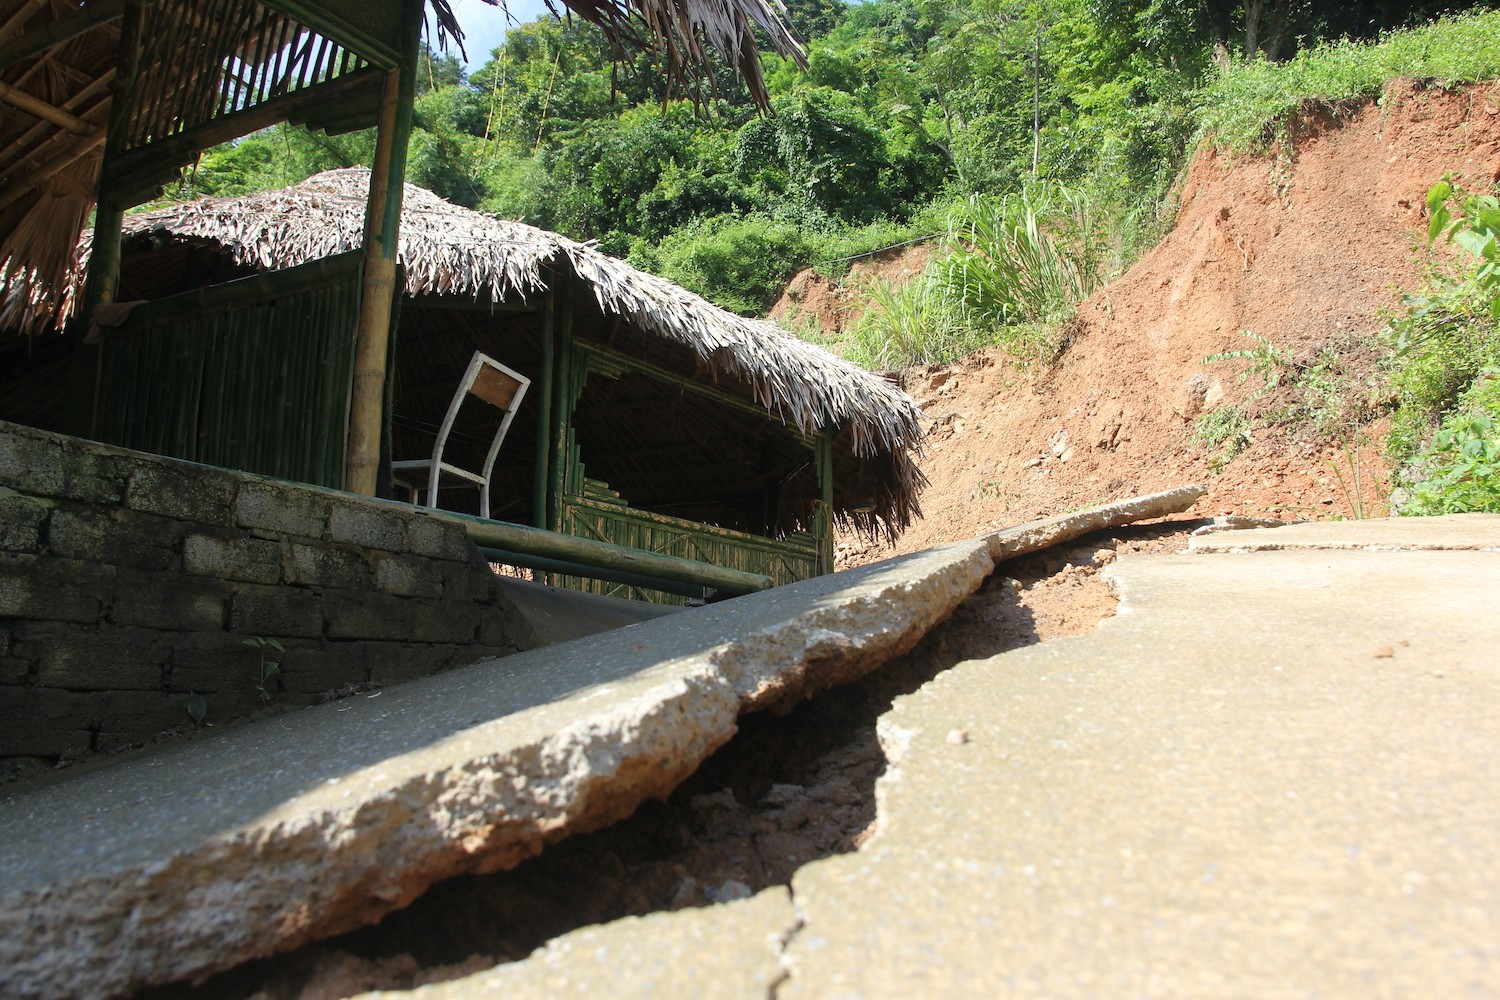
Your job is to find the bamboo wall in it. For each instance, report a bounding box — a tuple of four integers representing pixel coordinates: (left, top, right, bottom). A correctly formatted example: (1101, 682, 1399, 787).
(75, 252, 363, 488)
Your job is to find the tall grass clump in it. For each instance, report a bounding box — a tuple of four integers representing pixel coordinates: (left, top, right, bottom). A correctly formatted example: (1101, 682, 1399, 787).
(1201, 9, 1500, 154)
(842, 183, 1114, 371)
(843, 271, 974, 371)
(937, 188, 1107, 330)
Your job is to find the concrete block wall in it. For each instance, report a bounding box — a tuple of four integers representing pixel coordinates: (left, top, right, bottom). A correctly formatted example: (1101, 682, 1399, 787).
(0, 422, 534, 772)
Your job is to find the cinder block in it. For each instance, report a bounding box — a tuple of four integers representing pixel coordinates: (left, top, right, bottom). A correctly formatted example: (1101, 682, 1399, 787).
(167, 633, 270, 695)
(36, 626, 171, 691)
(366, 642, 457, 686)
(0, 429, 124, 504)
(229, 585, 324, 639)
(183, 532, 281, 585)
(235, 481, 329, 539)
(0, 655, 33, 685)
(409, 601, 481, 644)
(438, 562, 495, 603)
(126, 462, 235, 524)
(49, 507, 182, 572)
(285, 542, 369, 589)
(372, 553, 444, 599)
(0, 686, 94, 755)
(90, 689, 188, 751)
(477, 608, 526, 650)
(0, 554, 106, 623)
(111, 571, 227, 631)
(405, 516, 472, 561)
(325, 592, 414, 641)
(299, 640, 376, 691)
(0, 489, 51, 553)
(328, 502, 406, 552)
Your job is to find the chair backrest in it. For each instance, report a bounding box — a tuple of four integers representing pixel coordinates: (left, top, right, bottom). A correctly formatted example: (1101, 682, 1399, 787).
(432, 352, 530, 460)
(469, 359, 526, 412)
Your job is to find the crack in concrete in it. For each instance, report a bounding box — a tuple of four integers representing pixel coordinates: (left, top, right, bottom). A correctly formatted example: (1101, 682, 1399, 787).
(767, 890, 807, 1000)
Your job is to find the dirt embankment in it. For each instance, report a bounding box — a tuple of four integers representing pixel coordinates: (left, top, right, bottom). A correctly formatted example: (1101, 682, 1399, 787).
(794, 79, 1500, 567)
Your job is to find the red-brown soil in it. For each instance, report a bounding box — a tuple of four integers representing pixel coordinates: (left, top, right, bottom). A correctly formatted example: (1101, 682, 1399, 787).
(809, 79, 1500, 566)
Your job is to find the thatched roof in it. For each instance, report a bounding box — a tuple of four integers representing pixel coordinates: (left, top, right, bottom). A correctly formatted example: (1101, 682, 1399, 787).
(95, 168, 926, 533)
(1, 0, 803, 338)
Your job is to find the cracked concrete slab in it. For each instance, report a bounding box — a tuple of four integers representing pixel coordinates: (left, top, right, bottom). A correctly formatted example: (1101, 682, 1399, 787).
(0, 488, 1202, 999)
(359, 887, 798, 999)
(780, 519, 1500, 998)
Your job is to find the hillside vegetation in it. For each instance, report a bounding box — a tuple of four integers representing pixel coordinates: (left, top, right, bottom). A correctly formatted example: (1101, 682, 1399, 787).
(180, 2, 1500, 515)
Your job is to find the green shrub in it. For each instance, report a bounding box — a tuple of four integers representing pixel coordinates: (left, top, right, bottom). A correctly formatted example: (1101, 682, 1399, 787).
(1193, 405, 1251, 468)
(1387, 181, 1500, 465)
(634, 214, 815, 315)
(1403, 373, 1500, 514)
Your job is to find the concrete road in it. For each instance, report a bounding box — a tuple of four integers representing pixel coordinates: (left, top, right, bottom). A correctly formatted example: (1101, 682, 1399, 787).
(398, 515, 1500, 999)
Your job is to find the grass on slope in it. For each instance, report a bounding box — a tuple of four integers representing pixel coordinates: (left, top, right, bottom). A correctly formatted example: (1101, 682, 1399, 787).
(1201, 10, 1500, 153)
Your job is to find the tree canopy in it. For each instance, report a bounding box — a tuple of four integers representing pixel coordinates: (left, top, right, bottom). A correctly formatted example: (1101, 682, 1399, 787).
(181, 0, 1500, 312)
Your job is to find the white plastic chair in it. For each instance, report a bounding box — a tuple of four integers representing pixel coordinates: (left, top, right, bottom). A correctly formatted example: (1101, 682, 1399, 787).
(392, 351, 530, 519)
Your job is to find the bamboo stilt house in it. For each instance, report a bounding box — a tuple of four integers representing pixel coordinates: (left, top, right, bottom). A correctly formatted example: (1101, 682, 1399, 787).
(36, 169, 923, 599)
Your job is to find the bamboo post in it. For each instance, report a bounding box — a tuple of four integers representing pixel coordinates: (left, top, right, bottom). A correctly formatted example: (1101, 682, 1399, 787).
(77, 0, 142, 321)
(532, 283, 555, 529)
(344, 0, 420, 495)
(814, 428, 835, 575)
(548, 280, 574, 533)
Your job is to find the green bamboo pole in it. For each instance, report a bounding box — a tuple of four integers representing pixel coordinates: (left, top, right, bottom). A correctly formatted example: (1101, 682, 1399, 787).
(417, 508, 772, 595)
(533, 284, 555, 529)
(815, 428, 835, 576)
(475, 547, 708, 600)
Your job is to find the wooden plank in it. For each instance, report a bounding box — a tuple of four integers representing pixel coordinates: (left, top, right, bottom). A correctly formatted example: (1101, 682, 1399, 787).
(470, 364, 523, 410)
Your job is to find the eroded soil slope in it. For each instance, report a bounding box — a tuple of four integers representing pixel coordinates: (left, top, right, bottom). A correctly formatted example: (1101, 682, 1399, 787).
(823, 80, 1500, 565)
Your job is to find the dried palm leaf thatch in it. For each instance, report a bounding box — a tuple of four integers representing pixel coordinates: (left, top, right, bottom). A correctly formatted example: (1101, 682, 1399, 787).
(1, 0, 800, 339)
(523, 0, 804, 106)
(83, 168, 925, 532)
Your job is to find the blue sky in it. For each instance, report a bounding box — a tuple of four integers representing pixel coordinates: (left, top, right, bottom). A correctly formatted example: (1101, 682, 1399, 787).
(444, 0, 553, 71)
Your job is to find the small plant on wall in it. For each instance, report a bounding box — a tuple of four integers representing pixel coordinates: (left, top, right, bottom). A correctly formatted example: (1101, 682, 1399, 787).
(244, 636, 285, 704)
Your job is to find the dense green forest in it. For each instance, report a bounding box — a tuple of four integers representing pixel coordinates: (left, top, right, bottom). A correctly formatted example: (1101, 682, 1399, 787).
(182, 1, 1500, 316)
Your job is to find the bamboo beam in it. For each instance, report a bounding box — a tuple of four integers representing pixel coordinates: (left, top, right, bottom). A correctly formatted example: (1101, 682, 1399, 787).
(0, 0, 125, 71)
(343, 0, 419, 495)
(0, 80, 94, 133)
(0, 0, 48, 45)
(814, 428, 835, 575)
(548, 280, 574, 533)
(476, 547, 708, 600)
(414, 508, 772, 595)
(0, 67, 113, 174)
